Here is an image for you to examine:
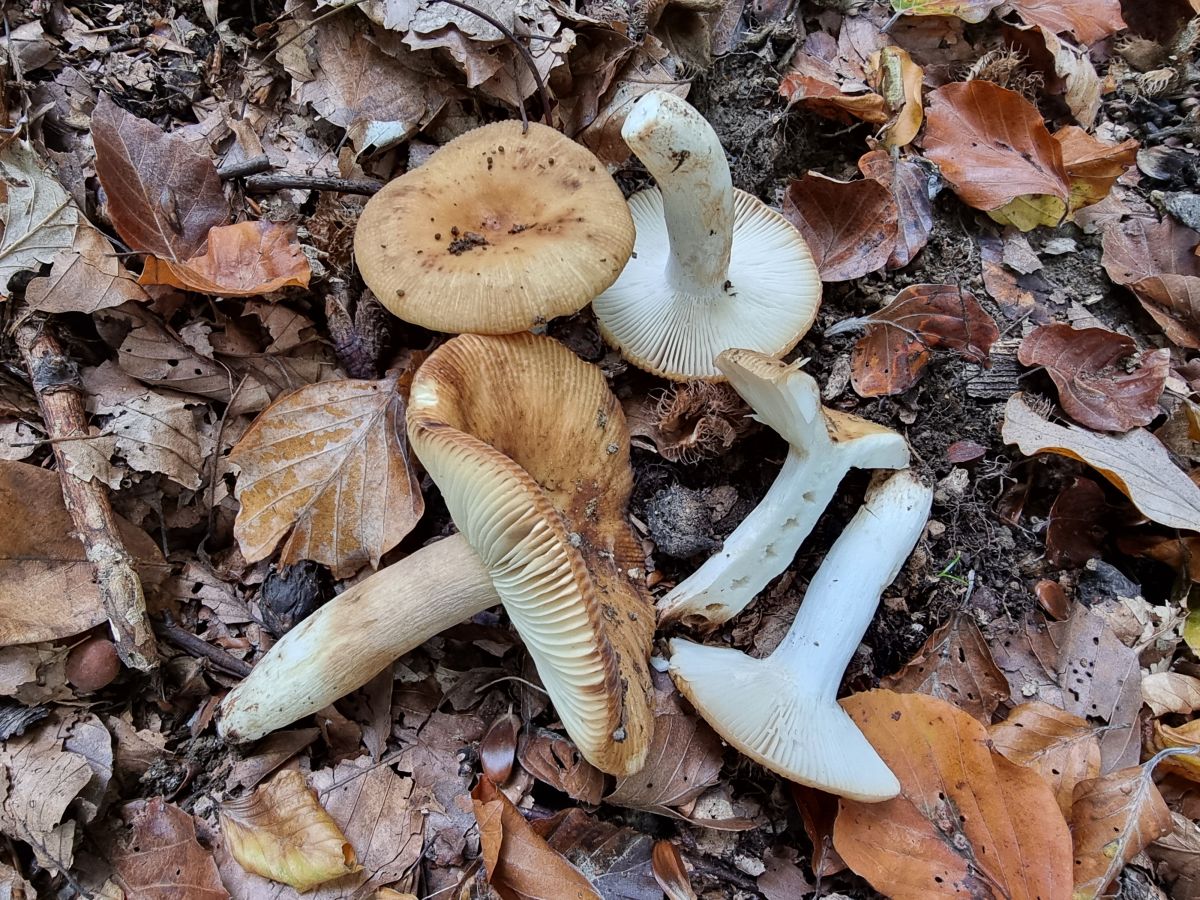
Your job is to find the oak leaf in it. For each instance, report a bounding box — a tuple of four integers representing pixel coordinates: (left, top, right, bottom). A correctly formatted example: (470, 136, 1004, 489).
(138, 221, 311, 297)
(858, 150, 934, 268)
(113, 798, 229, 899)
(890, 0, 1003, 23)
(834, 690, 1073, 900)
(230, 371, 424, 578)
(0, 142, 79, 296)
(782, 173, 898, 282)
(1003, 0, 1127, 45)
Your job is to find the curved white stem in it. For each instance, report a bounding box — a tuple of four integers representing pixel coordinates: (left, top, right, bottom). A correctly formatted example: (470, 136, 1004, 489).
(219, 534, 498, 743)
(622, 90, 734, 295)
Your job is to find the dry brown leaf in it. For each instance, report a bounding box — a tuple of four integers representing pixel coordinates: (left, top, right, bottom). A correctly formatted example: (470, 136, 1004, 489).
(651, 841, 695, 900)
(1045, 477, 1111, 567)
(1149, 720, 1200, 783)
(1002, 392, 1200, 531)
(533, 807, 662, 898)
(230, 371, 424, 578)
(139, 221, 311, 297)
(778, 32, 889, 125)
(112, 798, 229, 899)
(881, 611, 1009, 722)
(517, 729, 604, 805)
(25, 223, 148, 313)
(472, 776, 600, 900)
(1036, 26, 1102, 128)
(0, 461, 166, 646)
(834, 690, 1073, 900)
(1148, 812, 1200, 900)
(220, 769, 359, 892)
(0, 142, 80, 297)
(858, 150, 934, 268)
(890, 0, 1003, 23)
(1141, 672, 1200, 716)
(1118, 533, 1200, 582)
(783, 173, 898, 282)
(789, 784, 846, 878)
(922, 81, 1070, 222)
(1102, 217, 1200, 349)
(1070, 758, 1174, 899)
(1004, 0, 1127, 44)
(869, 46, 924, 148)
(987, 701, 1102, 817)
(1017, 323, 1168, 432)
(91, 94, 228, 262)
(1053, 126, 1138, 215)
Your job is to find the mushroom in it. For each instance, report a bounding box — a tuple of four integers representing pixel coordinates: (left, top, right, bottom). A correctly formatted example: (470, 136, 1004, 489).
(668, 469, 933, 801)
(220, 333, 655, 776)
(591, 91, 821, 381)
(656, 349, 910, 628)
(354, 121, 634, 335)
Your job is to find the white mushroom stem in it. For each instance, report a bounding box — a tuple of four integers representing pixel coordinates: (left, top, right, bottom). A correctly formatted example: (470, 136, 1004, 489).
(669, 470, 932, 801)
(657, 351, 909, 628)
(218, 534, 497, 743)
(622, 90, 734, 296)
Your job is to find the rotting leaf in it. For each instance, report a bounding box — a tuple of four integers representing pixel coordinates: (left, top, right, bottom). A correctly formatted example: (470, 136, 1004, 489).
(1017, 323, 1169, 432)
(1101, 217, 1200, 350)
(139, 221, 311, 297)
(858, 150, 934, 269)
(230, 371, 424, 578)
(987, 701, 1102, 817)
(0, 142, 80, 297)
(1141, 672, 1200, 716)
(1001, 392, 1200, 531)
(890, 0, 1004, 23)
(113, 798, 230, 899)
(24, 222, 147, 313)
(880, 611, 1009, 723)
(834, 690, 1073, 900)
(782, 173, 898, 282)
(534, 807, 661, 899)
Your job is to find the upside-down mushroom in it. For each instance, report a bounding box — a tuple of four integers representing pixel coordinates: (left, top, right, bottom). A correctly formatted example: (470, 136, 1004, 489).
(592, 91, 821, 381)
(669, 469, 933, 801)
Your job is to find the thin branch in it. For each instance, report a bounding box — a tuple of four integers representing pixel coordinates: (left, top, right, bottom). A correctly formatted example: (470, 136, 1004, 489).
(243, 172, 384, 195)
(218, 154, 273, 180)
(156, 616, 253, 678)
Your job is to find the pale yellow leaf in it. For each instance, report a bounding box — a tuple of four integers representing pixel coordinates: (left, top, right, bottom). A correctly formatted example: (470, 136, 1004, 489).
(1141, 672, 1200, 716)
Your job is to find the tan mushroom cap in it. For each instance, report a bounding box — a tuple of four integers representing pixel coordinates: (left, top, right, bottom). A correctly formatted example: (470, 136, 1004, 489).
(406, 332, 654, 776)
(354, 121, 635, 335)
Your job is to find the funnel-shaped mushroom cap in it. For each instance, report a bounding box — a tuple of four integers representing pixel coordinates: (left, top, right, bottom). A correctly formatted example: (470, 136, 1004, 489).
(407, 333, 654, 775)
(592, 91, 820, 380)
(355, 121, 635, 335)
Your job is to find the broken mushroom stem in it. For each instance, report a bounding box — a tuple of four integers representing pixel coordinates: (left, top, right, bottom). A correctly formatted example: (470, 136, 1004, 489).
(669, 469, 933, 802)
(657, 349, 910, 629)
(218, 534, 498, 743)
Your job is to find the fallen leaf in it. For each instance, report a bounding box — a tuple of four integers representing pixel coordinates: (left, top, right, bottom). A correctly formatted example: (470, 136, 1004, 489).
(778, 32, 888, 126)
(789, 784, 845, 877)
(945, 439, 987, 462)
(1070, 757, 1173, 900)
(830, 284, 999, 397)
(1036, 26, 1102, 128)
(0, 142, 80, 296)
(1148, 721, 1200, 783)
(24, 221, 147, 313)
(757, 846, 815, 900)
(783, 173, 898, 282)
(112, 798, 229, 899)
(1141, 672, 1200, 716)
(1002, 392, 1200, 531)
(517, 729, 604, 805)
(230, 371, 424, 578)
(1045, 477, 1110, 567)
(922, 81, 1070, 227)
(1119, 533, 1200, 582)
(481, 712, 520, 785)
(1101, 217, 1200, 349)
(858, 150, 934, 268)
(534, 807, 662, 899)
(987, 701, 1102, 817)
(1054, 126, 1138, 215)
(1003, 0, 1127, 45)
(1017, 323, 1168, 431)
(870, 46, 924, 148)
(651, 841, 695, 900)
(1147, 812, 1200, 900)
(472, 776, 600, 900)
(890, 0, 1004, 23)
(220, 768, 359, 892)
(91, 94, 228, 262)
(834, 690, 1073, 900)
(139, 221, 311, 297)
(227, 729, 320, 792)
(0, 461, 166, 645)
(881, 611, 1009, 722)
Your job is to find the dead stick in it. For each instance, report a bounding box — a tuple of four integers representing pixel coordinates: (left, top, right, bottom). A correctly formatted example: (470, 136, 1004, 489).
(155, 616, 252, 678)
(16, 320, 158, 671)
(243, 173, 384, 195)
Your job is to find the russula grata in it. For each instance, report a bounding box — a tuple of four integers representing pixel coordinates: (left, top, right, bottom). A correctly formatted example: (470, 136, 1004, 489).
(592, 91, 821, 381)
(220, 333, 655, 776)
(656, 349, 909, 628)
(354, 121, 635, 334)
(669, 469, 933, 801)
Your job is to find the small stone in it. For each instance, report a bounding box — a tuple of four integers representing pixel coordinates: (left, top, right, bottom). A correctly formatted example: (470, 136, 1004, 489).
(734, 854, 766, 877)
(933, 468, 970, 504)
(926, 519, 946, 539)
(1165, 192, 1200, 231)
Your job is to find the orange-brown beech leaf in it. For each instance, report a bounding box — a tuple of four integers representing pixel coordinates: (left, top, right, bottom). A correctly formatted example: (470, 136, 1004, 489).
(1045, 477, 1109, 568)
(139, 221, 311, 297)
(1070, 753, 1176, 900)
(858, 150, 934, 269)
(782, 173, 898, 282)
(778, 34, 888, 125)
(1141, 672, 1200, 716)
(789, 783, 846, 877)
(1102, 217, 1200, 349)
(230, 371, 424, 578)
(833, 690, 1073, 900)
(1035, 578, 1072, 619)
(518, 729, 604, 806)
(481, 712, 520, 785)
(1018, 324, 1169, 432)
(1118, 533, 1200, 582)
(868, 47, 924, 149)
(471, 776, 601, 900)
(1148, 720, 1200, 784)
(91, 94, 228, 262)
(881, 611, 1009, 723)
(651, 841, 696, 900)
(889, 0, 1003, 23)
(987, 701, 1101, 818)
(1053, 127, 1138, 215)
(113, 798, 230, 899)
(921, 81, 1071, 217)
(830, 284, 999, 397)
(1004, 0, 1127, 45)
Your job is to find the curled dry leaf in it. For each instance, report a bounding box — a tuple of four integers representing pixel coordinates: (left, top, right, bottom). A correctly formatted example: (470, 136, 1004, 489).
(987, 701, 1102, 817)
(481, 712, 520, 785)
(139, 221, 311, 297)
(880, 611, 1010, 723)
(1001, 392, 1200, 531)
(113, 798, 230, 899)
(1141, 672, 1200, 716)
(1101, 217, 1200, 349)
(778, 33, 888, 125)
(651, 840, 696, 900)
(472, 776, 600, 900)
(230, 371, 424, 578)
(1147, 812, 1200, 900)
(870, 46, 924, 149)
(829, 284, 999, 397)
(789, 783, 846, 878)
(220, 769, 359, 892)
(1004, 0, 1127, 45)
(858, 150, 934, 269)
(834, 690, 1073, 900)
(890, 0, 1004, 23)
(783, 173, 898, 282)
(1053, 126, 1138, 215)
(0, 142, 80, 297)
(1148, 721, 1200, 783)
(517, 729, 604, 805)
(1017, 323, 1168, 432)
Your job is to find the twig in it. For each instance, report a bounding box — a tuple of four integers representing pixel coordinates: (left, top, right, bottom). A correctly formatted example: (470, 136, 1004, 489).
(217, 154, 273, 180)
(260, 0, 365, 60)
(243, 173, 384, 195)
(155, 615, 253, 678)
(16, 320, 158, 671)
